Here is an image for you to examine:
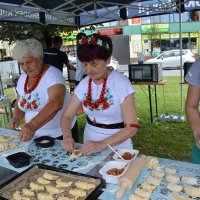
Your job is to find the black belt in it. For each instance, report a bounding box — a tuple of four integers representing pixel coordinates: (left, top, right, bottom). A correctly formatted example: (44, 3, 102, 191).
(87, 116, 124, 129)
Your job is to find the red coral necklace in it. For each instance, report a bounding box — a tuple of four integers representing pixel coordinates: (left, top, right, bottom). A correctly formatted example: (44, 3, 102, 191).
(24, 67, 44, 94)
(83, 75, 109, 110)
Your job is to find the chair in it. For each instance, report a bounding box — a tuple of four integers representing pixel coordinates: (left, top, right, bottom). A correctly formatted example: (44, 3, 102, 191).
(0, 75, 15, 127)
(0, 100, 13, 128)
(183, 62, 193, 80)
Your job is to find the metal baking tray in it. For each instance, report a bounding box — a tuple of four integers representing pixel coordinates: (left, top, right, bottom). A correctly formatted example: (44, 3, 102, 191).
(0, 166, 18, 186)
(0, 164, 106, 200)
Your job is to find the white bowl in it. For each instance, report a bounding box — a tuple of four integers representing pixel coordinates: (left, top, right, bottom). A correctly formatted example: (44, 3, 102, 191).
(112, 149, 139, 162)
(99, 161, 128, 184)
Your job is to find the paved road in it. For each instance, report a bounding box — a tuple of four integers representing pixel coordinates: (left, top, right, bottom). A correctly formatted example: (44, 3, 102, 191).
(119, 65, 181, 77)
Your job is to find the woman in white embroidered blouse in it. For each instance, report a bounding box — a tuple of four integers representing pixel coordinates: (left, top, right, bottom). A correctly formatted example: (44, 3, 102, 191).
(61, 34, 139, 155)
(8, 39, 77, 142)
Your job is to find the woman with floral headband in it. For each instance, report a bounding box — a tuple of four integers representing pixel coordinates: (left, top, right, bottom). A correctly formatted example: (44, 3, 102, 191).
(61, 34, 139, 155)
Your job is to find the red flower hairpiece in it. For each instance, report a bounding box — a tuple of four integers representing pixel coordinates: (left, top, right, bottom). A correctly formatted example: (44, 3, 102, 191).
(77, 36, 110, 51)
(90, 37, 97, 45)
(82, 37, 88, 44)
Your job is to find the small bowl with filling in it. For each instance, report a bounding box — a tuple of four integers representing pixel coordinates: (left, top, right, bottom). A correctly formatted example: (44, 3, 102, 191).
(34, 136, 54, 148)
(99, 161, 128, 184)
(112, 149, 139, 162)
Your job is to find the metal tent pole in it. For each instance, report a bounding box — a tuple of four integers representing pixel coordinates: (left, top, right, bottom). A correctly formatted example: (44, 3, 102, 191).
(0, 74, 4, 95)
(179, 3, 183, 112)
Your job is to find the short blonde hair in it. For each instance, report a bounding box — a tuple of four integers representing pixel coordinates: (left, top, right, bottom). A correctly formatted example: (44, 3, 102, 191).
(12, 38, 43, 61)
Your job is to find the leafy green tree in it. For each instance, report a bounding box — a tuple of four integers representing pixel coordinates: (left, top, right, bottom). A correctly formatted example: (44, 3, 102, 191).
(0, 22, 75, 46)
(0, 21, 98, 50)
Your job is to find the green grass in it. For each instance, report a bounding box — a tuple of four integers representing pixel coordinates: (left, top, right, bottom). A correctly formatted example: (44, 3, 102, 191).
(133, 77, 193, 162)
(2, 77, 194, 162)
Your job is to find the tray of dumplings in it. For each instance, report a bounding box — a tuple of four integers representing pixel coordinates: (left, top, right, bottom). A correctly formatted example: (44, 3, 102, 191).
(0, 134, 20, 153)
(0, 132, 31, 156)
(128, 156, 200, 200)
(0, 164, 106, 200)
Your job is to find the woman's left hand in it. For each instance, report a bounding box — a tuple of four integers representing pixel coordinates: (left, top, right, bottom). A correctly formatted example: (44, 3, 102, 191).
(81, 140, 104, 155)
(19, 123, 35, 142)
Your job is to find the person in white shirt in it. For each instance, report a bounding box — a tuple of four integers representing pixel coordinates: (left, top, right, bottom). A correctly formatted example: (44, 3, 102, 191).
(9, 39, 77, 142)
(61, 34, 139, 155)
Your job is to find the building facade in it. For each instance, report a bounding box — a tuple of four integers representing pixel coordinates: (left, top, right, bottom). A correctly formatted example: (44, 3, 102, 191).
(83, 11, 200, 64)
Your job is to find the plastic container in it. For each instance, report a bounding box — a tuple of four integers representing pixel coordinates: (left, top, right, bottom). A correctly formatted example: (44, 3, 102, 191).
(6, 152, 31, 168)
(34, 136, 54, 148)
(160, 114, 185, 122)
(99, 161, 128, 184)
(112, 149, 139, 163)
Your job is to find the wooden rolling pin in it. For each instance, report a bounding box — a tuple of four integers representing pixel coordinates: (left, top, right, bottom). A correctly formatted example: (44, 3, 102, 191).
(115, 157, 145, 199)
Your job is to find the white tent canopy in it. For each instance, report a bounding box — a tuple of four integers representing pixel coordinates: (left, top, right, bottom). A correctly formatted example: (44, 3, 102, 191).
(0, 0, 199, 26)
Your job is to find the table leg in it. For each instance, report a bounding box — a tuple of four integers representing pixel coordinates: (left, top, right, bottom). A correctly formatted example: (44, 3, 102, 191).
(4, 106, 9, 123)
(8, 102, 13, 119)
(154, 85, 158, 118)
(2, 115, 6, 128)
(148, 85, 153, 123)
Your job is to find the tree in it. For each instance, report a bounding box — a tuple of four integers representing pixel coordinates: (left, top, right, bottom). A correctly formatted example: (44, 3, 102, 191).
(148, 24, 161, 57)
(0, 22, 99, 50)
(0, 22, 75, 46)
(0, 22, 43, 44)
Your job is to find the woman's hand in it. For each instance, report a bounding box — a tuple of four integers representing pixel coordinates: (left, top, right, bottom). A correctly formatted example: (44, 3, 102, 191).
(8, 118, 20, 130)
(61, 136, 75, 152)
(81, 140, 105, 155)
(19, 123, 35, 142)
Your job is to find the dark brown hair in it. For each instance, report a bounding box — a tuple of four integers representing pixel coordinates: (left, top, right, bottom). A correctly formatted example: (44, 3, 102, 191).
(77, 34, 113, 62)
(52, 36, 63, 44)
(76, 32, 86, 40)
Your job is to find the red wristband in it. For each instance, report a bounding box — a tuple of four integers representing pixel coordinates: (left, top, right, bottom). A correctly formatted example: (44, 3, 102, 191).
(124, 123, 140, 129)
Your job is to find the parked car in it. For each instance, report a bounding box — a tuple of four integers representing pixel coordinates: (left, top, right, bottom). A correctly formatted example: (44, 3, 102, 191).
(63, 55, 120, 80)
(67, 53, 120, 70)
(145, 49, 195, 69)
(108, 56, 120, 70)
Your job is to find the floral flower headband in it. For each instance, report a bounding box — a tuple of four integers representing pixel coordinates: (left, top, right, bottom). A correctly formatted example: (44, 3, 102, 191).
(77, 36, 110, 51)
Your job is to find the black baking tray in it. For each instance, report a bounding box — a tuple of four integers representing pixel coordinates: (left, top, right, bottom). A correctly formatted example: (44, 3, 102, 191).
(0, 166, 18, 186)
(0, 164, 106, 200)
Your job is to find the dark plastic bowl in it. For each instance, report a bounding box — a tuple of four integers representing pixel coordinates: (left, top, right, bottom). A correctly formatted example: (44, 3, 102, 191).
(6, 152, 31, 168)
(34, 136, 54, 148)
